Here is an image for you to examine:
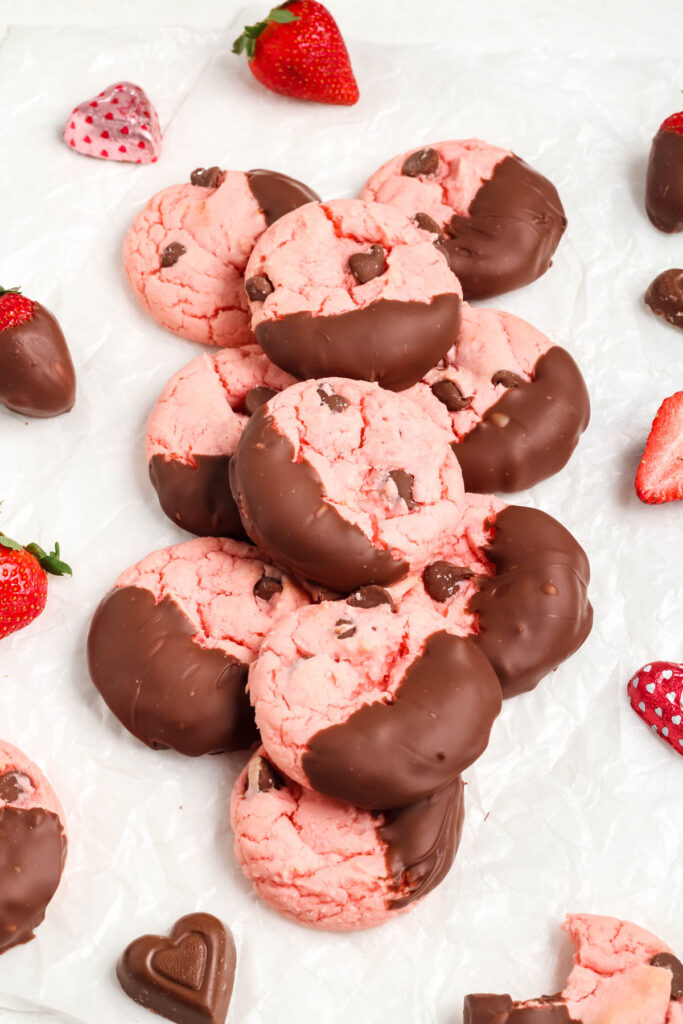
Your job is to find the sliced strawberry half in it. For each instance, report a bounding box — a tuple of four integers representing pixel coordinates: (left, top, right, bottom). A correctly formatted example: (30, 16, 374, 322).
(636, 391, 683, 503)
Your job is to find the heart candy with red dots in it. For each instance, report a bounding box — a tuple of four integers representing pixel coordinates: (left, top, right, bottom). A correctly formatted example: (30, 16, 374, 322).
(63, 82, 161, 164)
(628, 661, 683, 755)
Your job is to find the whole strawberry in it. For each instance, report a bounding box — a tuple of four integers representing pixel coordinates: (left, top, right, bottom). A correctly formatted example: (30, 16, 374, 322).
(0, 534, 72, 639)
(233, 2, 359, 106)
(0, 286, 76, 418)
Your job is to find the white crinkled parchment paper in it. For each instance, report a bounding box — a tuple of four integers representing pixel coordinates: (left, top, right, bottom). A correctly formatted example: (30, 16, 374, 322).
(1, 11, 683, 1023)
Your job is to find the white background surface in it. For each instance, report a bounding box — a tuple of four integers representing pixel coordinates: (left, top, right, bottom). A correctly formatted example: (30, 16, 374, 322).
(1, 2, 683, 1022)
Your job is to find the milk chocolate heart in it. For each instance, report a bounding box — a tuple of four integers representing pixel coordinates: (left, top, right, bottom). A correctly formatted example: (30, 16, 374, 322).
(116, 912, 236, 1024)
(63, 82, 161, 164)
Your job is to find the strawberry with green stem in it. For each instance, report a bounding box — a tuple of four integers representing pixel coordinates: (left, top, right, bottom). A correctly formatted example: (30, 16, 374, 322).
(233, 2, 359, 106)
(0, 533, 72, 639)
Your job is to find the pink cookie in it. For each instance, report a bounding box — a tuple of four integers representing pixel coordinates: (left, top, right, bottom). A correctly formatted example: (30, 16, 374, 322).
(124, 167, 319, 347)
(0, 741, 67, 954)
(465, 914, 683, 1023)
(229, 376, 466, 592)
(404, 304, 590, 492)
(147, 344, 295, 537)
(231, 749, 465, 932)
(87, 537, 309, 756)
(360, 139, 567, 301)
(63, 82, 161, 164)
(243, 197, 461, 390)
(408, 494, 593, 699)
(248, 595, 501, 809)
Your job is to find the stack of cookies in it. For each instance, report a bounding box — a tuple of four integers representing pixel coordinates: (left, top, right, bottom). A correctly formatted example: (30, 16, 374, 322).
(88, 140, 593, 931)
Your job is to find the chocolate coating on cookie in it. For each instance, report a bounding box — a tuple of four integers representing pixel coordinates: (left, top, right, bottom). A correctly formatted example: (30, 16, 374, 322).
(380, 775, 465, 909)
(0, 806, 66, 953)
(650, 953, 683, 999)
(246, 169, 320, 226)
(440, 155, 567, 300)
(88, 586, 257, 755)
(464, 995, 577, 1024)
(302, 631, 501, 809)
(453, 347, 590, 493)
(230, 406, 409, 592)
(470, 505, 592, 698)
(646, 129, 683, 233)
(644, 269, 683, 329)
(149, 454, 246, 539)
(254, 294, 462, 393)
(0, 302, 76, 418)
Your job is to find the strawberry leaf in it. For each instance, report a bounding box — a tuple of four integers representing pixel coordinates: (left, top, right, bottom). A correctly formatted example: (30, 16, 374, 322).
(0, 534, 22, 552)
(232, 5, 299, 60)
(0, 287, 21, 297)
(24, 541, 72, 577)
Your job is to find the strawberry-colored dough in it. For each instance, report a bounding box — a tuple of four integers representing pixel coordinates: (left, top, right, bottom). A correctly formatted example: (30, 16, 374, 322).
(246, 197, 460, 326)
(360, 139, 509, 223)
(0, 741, 65, 828)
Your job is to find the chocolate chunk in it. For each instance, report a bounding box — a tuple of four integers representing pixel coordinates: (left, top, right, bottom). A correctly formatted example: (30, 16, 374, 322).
(243, 386, 277, 415)
(317, 383, 349, 412)
(230, 407, 409, 592)
(246, 169, 321, 226)
(88, 587, 257, 756)
(453, 347, 590, 493)
(117, 912, 236, 1024)
(0, 301, 76, 419)
(348, 244, 387, 284)
(254, 294, 461, 393)
(491, 369, 525, 388)
(0, 806, 66, 953)
(253, 574, 283, 601)
(380, 776, 464, 909)
(245, 275, 274, 302)
(650, 952, 683, 999)
(422, 561, 473, 602)
(414, 211, 443, 235)
(430, 378, 473, 411)
(347, 585, 394, 610)
(646, 129, 683, 233)
(388, 469, 418, 509)
(644, 268, 683, 329)
(149, 455, 245, 540)
(303, 631, 501, 809)
(334, 617, 356, 639)
(160, 242, 186, 268)
(469, 505, 592, 698)
(439, 155, 567, 301)
(0, 770, 32, 804)
(247, 754, 285, 795)
(401, 147, 439, 177)
(190, 166, 223, 188)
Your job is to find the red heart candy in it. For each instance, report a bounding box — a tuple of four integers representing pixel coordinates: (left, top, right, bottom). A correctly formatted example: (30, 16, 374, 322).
(628, 661, 683, 755)
(62, 82, 161, 164)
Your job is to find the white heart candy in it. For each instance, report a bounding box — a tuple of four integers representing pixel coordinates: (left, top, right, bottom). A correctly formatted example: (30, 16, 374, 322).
(663, 727, 669, 737)
(673, 715, 681, 725)
(679, 739, 683, 747)
(656, 707, 663, 717)
(667, 692, 676, 703)
(646, 683, 656, 693)
(644, 664, 652, 672)
(652, 724, 659, 733)
(639, 702, 646, 711)
(632, 677, 639, 688)
(662, 669, 673, 679)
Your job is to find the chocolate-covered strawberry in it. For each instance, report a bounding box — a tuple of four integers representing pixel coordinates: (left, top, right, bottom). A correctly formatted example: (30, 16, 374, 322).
(0, 534, 72, 639)
(646, 111, 683, 233)
(0, 287, 76, 417)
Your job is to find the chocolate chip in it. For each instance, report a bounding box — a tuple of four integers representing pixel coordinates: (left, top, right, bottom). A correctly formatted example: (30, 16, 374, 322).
(244, 386, 277, 415)
(190, 166, 223, 188)
(430, 379, 473, 412)
(388, 469, 418, 510)
(347, 586, 395, 610)
(348, 244, 387, 285)
(422, 561, 474, 602)
(317, 383, 349, 413)
(433, 237, 457, 273)
(401, 148, 439, 177)
(334, 617, 356, 639)
(413, 212, 443, 235)
(650, 953, 683, 999)
(491, 369, 525, 388)
(253, 574, 283, 601)
(245, 275, 274, 302)
(247, 754, 285, 795)
(0, 770, 31, 804)
(160, 242, 186, 268)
